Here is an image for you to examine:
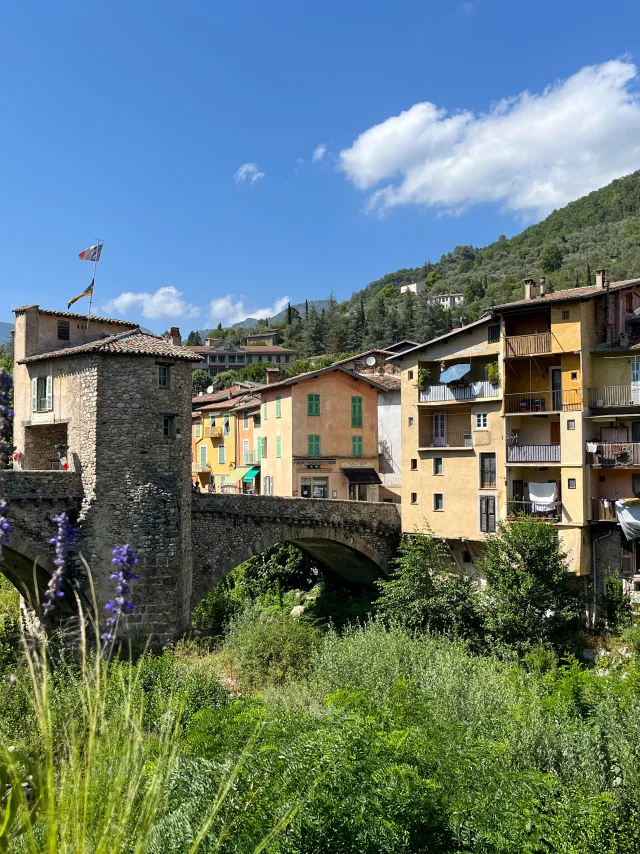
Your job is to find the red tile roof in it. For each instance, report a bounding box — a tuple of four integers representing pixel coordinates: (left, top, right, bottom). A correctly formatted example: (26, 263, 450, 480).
(20, 329, 201, 363)
(494, 279, 640, 310)
(254, 364, 391, 393)
(13, 305, 136, 326)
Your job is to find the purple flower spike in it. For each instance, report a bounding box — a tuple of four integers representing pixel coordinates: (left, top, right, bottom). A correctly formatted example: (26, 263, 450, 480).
(42, 512, 76, 616)
(101, 545, 140, 644)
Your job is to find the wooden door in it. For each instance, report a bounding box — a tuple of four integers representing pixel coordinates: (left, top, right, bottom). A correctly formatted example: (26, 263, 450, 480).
(550, 422, 560, 444)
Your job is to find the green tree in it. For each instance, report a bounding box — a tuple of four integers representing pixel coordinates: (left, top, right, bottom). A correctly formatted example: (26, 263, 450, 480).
(235, 362, 269, 383)
(481, 519, 581, 651)
(192, 369, 211, 393)
(185, 330, 202, 346)
(376, 529, 482, 639)
(213, 370, 237, 389)
(540, 243, 563, 273)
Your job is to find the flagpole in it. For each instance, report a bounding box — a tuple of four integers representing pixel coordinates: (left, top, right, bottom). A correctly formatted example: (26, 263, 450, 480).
(84, 239, 101, 343)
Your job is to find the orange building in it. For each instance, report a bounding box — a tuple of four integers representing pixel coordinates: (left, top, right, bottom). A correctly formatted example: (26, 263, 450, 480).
(257, 365, 387, 501)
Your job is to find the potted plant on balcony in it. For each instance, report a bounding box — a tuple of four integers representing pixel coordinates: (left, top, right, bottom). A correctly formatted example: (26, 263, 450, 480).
(417, 367, 431, 389)
(486, 362, 500, 385)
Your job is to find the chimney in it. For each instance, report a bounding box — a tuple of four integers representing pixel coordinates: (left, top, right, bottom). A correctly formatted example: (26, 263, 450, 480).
(595, 269, 606, 289)
(266, 367, 280, 385)
(538, 276, 546, 297)
(169, 326, 182, 346)
(524, 278, 536, 300)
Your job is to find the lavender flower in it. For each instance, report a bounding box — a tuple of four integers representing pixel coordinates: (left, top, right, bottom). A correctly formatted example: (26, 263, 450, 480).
(0, 369, 13, 554)
(101, 545, 140, 644)
(42, 512, 76, 616)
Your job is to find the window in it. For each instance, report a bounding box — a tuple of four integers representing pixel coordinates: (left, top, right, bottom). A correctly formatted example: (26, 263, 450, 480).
(199, 444, 207, 468)
(433, 493, 444, 511)
(408, 417, 414, 427)
(433, 458, 443, 475)
(351, 396, 363, 427)
(568, 478, 577, 489)
(262, 401, 268, 420)
(480, 453, 496, 488)
(223, 414, 230, 437)
(263, 476, 274, 496)
(194, 420, 202, 438)
(276, 396, 282, 418)
(410, 493, 418, 504)
(218, 445, 226, 464)
(243, 410, 249, 429)
(209, 415, 216, 428)
(228, 355, 236, 363)
(308, 434, 321, 456)
(567, 419, 575, 430)
(247, 356, 253, 364)
(488, 324, 500, 343)
(571, 371, 578, 381)
(257, 437, 263, 462)
(475, 412, 488, 429)
(410, 458, 418, 470)
(57, 320, 70, 341)
(162, 416, 174, 439)
(349, 483, 368, 501)
(158, 365, 170, 388)
(352, 436, 363, 457)
(301, 477, 328, 498)
(562, 310, 570, 320)
(236, 355, 245, 364)
(276, 435, 282, 457)
(31, 376, 53, 412)
(243, 439, 250, 464)
(262, 437, 268, 458)
(480, 496, 496, 533)
(307, 394, 321, 416)
(408, 371, 414, 381)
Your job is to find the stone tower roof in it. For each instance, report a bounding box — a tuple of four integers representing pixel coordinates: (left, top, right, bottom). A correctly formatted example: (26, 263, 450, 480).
(19, 329, 203, 363)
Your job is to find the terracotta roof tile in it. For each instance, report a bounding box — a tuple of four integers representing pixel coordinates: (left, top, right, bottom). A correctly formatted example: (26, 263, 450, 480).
(20, 329, 201, 363)
(494, 279, 640, 310)
(13, 305, 136, 326)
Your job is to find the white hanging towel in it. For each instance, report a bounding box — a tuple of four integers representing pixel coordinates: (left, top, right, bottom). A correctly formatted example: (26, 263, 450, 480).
(528, 482, 556, 513)
(586, 442, 598, 453)
(615, 500, 640, 540)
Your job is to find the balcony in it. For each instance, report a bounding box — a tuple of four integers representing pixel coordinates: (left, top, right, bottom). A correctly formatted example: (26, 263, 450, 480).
(505, 332, 551, 357)
(589, 386, 640, 408)
(418, 430, 472, 449)
(243, 452, 257, 464)
(588, 442, 640, 467)
(419, 380, 500, 403)
(192, 462, 211, 472)
(204, 425, 223, 438)
(504, 389, 582, 413)
(507, 500, 562, 521)
(591, 497, 617, 522)
(507, 443, 561, 463)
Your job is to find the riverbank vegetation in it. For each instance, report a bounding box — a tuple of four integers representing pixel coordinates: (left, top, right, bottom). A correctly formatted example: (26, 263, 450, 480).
(1, 520, 640, 851)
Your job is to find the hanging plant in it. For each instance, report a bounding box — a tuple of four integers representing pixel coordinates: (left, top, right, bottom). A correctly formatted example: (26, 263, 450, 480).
(418, 367, 431, 388)
(486, 362, 500, 384)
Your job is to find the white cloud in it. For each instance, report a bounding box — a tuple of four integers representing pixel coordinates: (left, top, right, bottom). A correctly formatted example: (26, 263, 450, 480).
(207, 295, 290, 327)
(339, 59, 640, 219)
(234, 162, 265, 184)
(103, 286, 200, 320)
(312, 143, 327, 163)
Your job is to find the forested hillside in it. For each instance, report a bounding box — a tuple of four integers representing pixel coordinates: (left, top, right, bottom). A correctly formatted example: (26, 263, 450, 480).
(193, 169, 640, 361)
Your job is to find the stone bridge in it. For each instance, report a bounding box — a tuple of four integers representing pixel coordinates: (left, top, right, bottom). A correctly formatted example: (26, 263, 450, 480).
(1, 472, 401, 638)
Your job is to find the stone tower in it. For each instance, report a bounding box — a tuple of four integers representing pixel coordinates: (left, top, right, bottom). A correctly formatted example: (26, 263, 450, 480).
(12, 306, 200, 641)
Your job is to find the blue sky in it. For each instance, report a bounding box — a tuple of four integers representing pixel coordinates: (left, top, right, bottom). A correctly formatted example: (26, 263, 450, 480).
(1, 0, 640, 332)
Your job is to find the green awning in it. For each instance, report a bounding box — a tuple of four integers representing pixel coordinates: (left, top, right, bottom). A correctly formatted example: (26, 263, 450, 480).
(228, 466, 252, 483)
(243, 465, 260, 482)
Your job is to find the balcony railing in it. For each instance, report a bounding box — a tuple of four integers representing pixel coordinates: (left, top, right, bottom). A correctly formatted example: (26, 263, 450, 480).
(204, 425, 223, 438)
(507, 500, 562, 521)
(505, 332, 552, 357)
(192, 462, 211, 472)
(504, 389, 582, 413)
(591, 497, 617, 521)
(419, 380, 500, 403)
(588, 442, 640, 467)
(418, 430, 473, 449)
(507, 443, 561, 463)
(243, 452, 257, 464)
(589, 386, 640, 408)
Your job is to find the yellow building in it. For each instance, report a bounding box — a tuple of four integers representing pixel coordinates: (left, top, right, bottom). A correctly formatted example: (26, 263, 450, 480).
(257, 365, 387, 500)
(397, 271, 640, 590)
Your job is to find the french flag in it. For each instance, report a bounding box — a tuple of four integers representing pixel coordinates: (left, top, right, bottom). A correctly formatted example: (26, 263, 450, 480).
(78, 244, 102, 262)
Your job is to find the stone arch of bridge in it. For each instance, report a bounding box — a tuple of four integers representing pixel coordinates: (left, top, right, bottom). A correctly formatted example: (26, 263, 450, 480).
(190, 521, 392, 612)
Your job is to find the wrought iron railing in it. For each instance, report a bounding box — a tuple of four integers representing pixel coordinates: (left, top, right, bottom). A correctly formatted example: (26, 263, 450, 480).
(504, 389, 582, 413)
(589, 442, 640, 467)
(589, 386, 640, 408)
(507, 500, 562, 520)
(418, 430, 473, 448)
(419, 380, 500, 403)
(507, 443, 561, 463)
(505, 332, 552, 357)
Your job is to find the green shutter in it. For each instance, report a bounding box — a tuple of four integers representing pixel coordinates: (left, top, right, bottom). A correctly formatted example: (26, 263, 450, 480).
(276, 396, 281, 418)
(307, 394, 320, 416)
(262, 401, 267, 420)
(31, 378, 38, 412)
(351, 396, 363, 427)
(276, 435, 282, 457)
(45, 375, 53, 411)
(308, 434, 320, 456)
(351, 436, 363, 456)
(257, 437, 263, 462)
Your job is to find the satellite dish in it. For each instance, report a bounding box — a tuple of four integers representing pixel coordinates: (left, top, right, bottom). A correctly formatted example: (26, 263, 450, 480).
(365, 356, 377, 367)
(206, 385, 214, 393)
